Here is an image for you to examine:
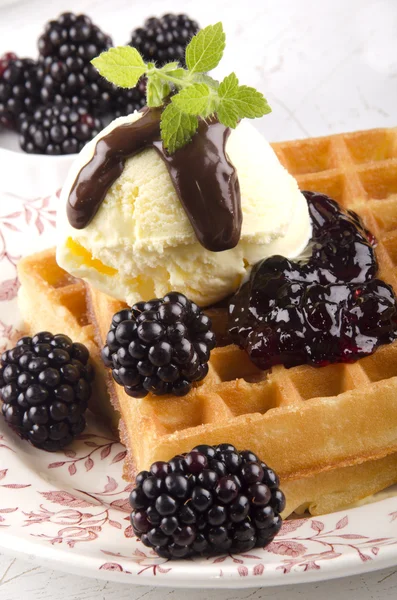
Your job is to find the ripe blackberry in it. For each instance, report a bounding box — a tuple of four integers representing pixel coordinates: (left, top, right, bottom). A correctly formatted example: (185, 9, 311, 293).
(38, 12, 112, 61)
(37, 12, 112, 105)
(130, 444, 285, 558)
(109, 80, 147, 118)
(19, 102, 103, 155)
(229, 192, 397, 369)
(0, 52, 16, 75)
(0, 54, 40, 130)
(102, 292, 216, 398)
(129, 13, 200, 67)
(0, 332, 93, 451)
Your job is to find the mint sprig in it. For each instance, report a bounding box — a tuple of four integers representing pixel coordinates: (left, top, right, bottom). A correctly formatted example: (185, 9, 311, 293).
(185, 22, 225, 74)
(160, 104, 198, 154)
(91, 23, 271, 153)
(92, 46, 146, 88)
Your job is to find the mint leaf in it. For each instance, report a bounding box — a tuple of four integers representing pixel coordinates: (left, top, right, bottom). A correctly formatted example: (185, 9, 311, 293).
(147, 76, 170, 107)
(218, 72, 271, 126)
(231, 85, 271, 118)
(161, 104, 198, 153)
(217, 73, 240, 127)
(91, 46, 146, 88)
(218, 72, 239, 96)
(192, 73, 219, 89)
(172, 83, 216, 117)
(217, 101, 239, 128)
(159, 66, 190, 86)
(166, 68, 189, 81)
(185, 22, 225, 74)
(159, 62, 180, 73)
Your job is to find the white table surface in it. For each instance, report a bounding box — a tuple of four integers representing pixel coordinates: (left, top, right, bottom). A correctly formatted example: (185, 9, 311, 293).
(0, 0, 396, 598)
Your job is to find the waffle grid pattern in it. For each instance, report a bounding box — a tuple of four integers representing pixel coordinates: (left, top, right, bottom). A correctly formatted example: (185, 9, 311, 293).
(17, 250, 119, 429)
(17, 251, 93, 342)
(273, 128, 397, 290)
(17, 128, 397, 516)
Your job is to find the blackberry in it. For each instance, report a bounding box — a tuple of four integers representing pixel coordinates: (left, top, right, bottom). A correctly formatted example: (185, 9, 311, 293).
(38, 12, 112, 61)
(82, 63, 146, 117)
(102, 292, 216, 398)
(19, 102, 103, 155)
(0, 52, 16, 75)
(130, 444, 284, 558)
(0, 332, 93, 451)
(129, 13, 200, 67)
(109, 80, 147, 118)
(37, 12, 112, 106)
(229, 192, 397, 370)
(0, 54, 40, 130)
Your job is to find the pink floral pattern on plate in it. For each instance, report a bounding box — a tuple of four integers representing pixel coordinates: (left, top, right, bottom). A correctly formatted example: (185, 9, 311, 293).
(0, 188, 396, 587)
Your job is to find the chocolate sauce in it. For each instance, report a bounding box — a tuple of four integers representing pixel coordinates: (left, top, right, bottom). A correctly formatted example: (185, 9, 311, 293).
(67, 107, 241, 252)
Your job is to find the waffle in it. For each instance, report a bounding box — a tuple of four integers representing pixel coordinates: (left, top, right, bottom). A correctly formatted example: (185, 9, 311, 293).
(17, 127, 397, 517)
(17, 249, 119, 432)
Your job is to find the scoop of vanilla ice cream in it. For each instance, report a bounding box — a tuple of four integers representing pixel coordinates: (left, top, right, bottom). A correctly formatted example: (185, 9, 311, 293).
(56, 112, 311, 307)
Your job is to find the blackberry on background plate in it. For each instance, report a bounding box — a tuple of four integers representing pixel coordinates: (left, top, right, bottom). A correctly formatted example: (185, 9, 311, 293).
(36, 11, 147, 119)
(102, 292, 216, 398)
(0, 9, 200, 152)
(129, 13, 200, 67)
(109, 79, 147, 118)
(81, 64, 147, 118)
(0, 53, 16, 77)
(130, 444, 285, 558)
(0, 54, 40, 130)
(229, 192, 397, 370)
(0, 332, 93, 451)
(37, 11, 112, 102)
(38, 11, 112, 60)
(19, 102, 103, 155)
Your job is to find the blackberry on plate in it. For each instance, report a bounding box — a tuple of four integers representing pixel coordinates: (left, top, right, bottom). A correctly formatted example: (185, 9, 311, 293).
(19, 102, 103, 155)
(102, 292, 216, 398)
(0, 332, 93, 451)
(37, 12, 112, 106)
(82, 63, 147, 117)
(129, 13, 200, 67)
(109, 80, 147, 118)
(0, 54, 40, 130)
(229, 192, 397, 370)
(129, 444, 285, 558)
(0, 53, 16, 76)
(38, 12, 112, 61)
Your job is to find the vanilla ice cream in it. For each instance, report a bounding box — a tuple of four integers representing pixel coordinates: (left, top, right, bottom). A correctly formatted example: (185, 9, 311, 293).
(56, 112, 311, 307)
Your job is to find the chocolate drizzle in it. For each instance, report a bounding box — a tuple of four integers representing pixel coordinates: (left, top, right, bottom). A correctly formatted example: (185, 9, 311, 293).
(67, 107, 242, 252)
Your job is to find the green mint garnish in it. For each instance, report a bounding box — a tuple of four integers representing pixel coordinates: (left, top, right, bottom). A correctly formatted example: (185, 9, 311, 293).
(91, 46, 146, 88)
(185, 22, 226, 74)
(91, 22, 271, 154)
(160, 104, 198, 154)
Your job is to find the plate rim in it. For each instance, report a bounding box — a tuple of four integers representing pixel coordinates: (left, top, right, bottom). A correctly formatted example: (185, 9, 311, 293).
(1, 517, 397, 588)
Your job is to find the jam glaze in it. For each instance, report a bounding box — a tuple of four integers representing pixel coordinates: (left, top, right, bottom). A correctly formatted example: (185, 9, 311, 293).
(67, 107, 241, 252)
(229, 192, 397, 370)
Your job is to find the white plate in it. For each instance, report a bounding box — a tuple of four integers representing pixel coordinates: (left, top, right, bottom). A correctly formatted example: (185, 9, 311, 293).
(0, 129, 77, 197)
(0, 188, 396, 588)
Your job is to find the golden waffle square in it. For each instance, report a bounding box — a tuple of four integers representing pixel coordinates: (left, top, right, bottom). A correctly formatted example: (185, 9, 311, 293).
(17, 127, 397, 517)
(17, 249, 119, 431)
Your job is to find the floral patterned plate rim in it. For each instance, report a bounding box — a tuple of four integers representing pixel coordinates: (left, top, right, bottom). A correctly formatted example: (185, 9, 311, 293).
(0, 189, 396, 588)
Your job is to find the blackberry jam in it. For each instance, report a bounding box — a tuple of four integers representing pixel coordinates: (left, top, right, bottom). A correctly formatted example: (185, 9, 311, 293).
(228, 192, 397, 370)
